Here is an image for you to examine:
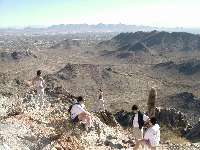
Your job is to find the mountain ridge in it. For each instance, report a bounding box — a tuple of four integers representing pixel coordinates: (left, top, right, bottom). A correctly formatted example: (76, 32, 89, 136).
(98, 31, 200, 62)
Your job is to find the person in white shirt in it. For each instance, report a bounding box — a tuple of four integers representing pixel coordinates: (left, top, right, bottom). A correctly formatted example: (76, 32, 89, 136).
(132, 105, 150, 139)
(70, 96, 92, 129)
(134, 117, 160, 150)
(92, 89, 105, 112)
(32, 70, 46, 108)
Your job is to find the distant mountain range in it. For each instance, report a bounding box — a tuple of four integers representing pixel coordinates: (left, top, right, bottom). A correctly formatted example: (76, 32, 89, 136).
(99, 31, 200, 53)
(0, 24, 200, 34)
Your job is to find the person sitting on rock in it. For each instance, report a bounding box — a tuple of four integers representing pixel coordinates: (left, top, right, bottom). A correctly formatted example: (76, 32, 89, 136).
(32, 70, 46, 108)
(92, 89, 105, 112)
(132, 105, 150, 139)
(134, 117, 160, 150)
(70, 96, 93, 130)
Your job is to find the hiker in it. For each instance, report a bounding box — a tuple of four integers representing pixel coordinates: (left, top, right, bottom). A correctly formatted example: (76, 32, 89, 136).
(147, 87, 157, 118)
(92, 89, 105, 112)
(32, 70, 46, 108)
(134, 117, 160, 150)
(132, 105, 149, 139)
(70, 96, 93, 130)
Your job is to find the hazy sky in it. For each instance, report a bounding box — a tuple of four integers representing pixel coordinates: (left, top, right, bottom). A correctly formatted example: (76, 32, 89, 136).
(0, 0, 200, 28)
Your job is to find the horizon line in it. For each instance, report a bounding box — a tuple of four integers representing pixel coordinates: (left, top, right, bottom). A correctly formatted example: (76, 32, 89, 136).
(0, 23, 200, 30)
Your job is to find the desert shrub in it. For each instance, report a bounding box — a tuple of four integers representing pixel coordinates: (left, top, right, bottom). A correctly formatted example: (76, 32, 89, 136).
(0, 95, 23, 119)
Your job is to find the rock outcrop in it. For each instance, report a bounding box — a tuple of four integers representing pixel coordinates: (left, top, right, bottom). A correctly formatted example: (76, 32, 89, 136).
(155, 107, 188, 129)
(0, 50, 37, 61)
(114, 110, 134, 128)
(154, 59, 200, 76)
(185, 121, 200, 141)
(160, 92, 200, 125)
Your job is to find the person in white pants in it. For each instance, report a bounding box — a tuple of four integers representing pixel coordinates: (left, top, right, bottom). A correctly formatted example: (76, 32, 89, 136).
(32, 70, 46, 109)
(92, 89, 105, 112)
(132, 105, 149, 139)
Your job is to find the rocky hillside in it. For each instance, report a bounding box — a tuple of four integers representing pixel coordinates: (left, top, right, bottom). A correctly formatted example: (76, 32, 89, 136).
(98, 31, 200, 63)
(99, 31, 200, 52)
(0, 63, 200, 149)
(50, 39, 83, 49)
(1, 87, 200, 150)
(154, 59, 200, 76)
(0, 50, 37, 61)
(0, 85, 138, 150)
(159, 92, 200, 125)
(43, 63, 164, 112)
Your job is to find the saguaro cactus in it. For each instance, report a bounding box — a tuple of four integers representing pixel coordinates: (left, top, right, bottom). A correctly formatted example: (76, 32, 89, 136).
(147, 87, 157, 118)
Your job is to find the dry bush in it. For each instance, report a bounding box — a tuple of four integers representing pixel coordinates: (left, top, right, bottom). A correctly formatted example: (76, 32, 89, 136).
(54, 134, 84, 150)
(160, 124, 189, 145)
(0, 96, 23, 119)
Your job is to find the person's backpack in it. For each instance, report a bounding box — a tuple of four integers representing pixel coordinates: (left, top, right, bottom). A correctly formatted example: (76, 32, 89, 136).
(138, 111, 144, 129)
(68, 105, 73, 113)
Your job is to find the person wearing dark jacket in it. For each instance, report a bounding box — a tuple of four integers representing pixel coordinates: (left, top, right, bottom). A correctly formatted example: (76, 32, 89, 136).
(132, 105, 149, 139)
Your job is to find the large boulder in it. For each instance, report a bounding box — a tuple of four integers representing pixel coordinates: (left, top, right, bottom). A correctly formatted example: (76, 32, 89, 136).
(185, 121, 200, 141)
(96, 111, 118, 127)
(155, 107, 188, 129)
(114, 110, 134, 128)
